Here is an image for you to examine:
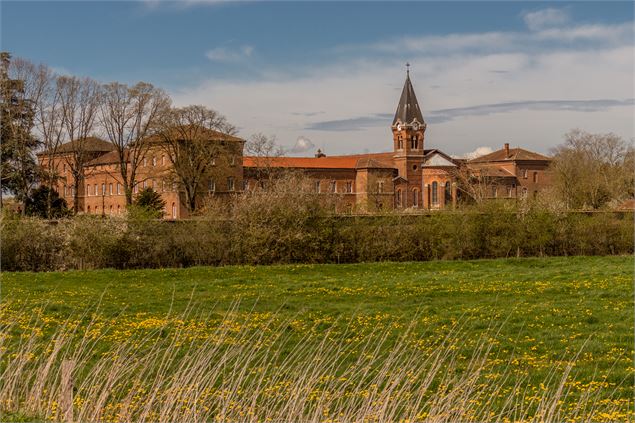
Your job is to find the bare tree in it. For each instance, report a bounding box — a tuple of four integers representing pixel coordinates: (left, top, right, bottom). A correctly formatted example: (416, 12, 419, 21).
(448, 164, 507, 205)
(156, 105, 237, 213)
(58, 76, 101, 213)
(550, 129, 634, 209)
(15, 60, 67, 218)
(244, 133, 285, 186)
(99, 81, 170, 205)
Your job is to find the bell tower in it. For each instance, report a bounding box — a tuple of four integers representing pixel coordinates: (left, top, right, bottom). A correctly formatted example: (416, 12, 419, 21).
(391, 64, 427, 207)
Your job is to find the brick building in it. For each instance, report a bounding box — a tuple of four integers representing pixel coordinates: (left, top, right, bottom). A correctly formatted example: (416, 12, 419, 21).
(38, 70, 552, 217)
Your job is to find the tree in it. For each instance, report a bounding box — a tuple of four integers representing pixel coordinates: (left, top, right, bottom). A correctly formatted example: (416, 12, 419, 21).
(156, 105, 237, 213)
(243, 133, 286, 187)
(99, 82, 170, 205)
(0, 52, 40, 213)
(58, 75, 101, 213)
(25, 185, 68, 218)
(133, 187, 165, 217)
(550, 129, 634, 209)
(447, 163, 504, 205)
(12, 58, 67, 218)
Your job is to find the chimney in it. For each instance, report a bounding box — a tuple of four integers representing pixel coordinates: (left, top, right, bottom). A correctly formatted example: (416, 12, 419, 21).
(315, 149, 326, 158)
(504, 143, 510, 158)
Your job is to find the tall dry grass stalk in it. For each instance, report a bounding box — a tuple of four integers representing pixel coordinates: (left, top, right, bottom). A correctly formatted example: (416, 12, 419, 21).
(0, 304, 627, 422)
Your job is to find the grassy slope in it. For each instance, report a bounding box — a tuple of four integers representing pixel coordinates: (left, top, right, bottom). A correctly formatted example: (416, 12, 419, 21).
(2, 256, 634, 409)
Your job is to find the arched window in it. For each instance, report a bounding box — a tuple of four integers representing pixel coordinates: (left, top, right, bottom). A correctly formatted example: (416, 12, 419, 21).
(152, 156, 157, 167)
(521, 187, 528, 199)
(171, 203, 176, 219)
(412, 189, 419, 207)
(396, 189, 402, 208)
(445, 182, 452, 204)
(94, 184, 98, 195)
(87, 205, 91, 213)
(533, 172, 538, 183)
(397, 135, 403, 150)
(411, 135, 418, 149)
(109, 183, 113, 195)
(431, 181, 438, 205)
(117, 205, 120, 214)
(109, 205, 113, 215)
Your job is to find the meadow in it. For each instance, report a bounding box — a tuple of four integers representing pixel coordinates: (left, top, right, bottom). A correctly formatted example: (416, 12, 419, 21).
(1, 256, 633, 421)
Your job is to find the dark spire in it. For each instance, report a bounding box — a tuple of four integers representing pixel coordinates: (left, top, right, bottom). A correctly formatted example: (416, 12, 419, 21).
(392, 65, 425, 126)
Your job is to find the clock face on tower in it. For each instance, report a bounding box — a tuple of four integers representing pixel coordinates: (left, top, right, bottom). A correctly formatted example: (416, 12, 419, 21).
(412, 122, 419, 130)
(396, 123, 402, 131)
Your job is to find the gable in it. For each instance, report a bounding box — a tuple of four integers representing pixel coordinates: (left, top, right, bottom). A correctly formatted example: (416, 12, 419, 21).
(423, 153, 456, 167)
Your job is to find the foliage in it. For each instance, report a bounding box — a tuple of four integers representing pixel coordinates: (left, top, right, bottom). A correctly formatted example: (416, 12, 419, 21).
(25, 185, 69, 218)
(1, 257, 633, 421)
(133, 187, 166, 217)
(0, 52, 39, 208)
(550, 129, 635, 209)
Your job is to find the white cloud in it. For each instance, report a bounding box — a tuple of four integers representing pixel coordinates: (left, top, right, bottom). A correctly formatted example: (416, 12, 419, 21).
(205, 45, 254, 62)
(172, 20, 634, 157)
(461, 146, 494, 160)
(523, 8, 570, 31)
(290, 136, 315, 154)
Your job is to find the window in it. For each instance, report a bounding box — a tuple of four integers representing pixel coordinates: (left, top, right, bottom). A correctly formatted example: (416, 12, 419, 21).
(345, 181, 353, 193)
(411, 135, 418, 149)
(172, 203, 176, 219)
(412, 189, 419, 207)
(533, 172, 538, 183)
(63, 164, 66, 172)
(431, 181, 438, 205)
(143, 180, 147, 189)
(102, 184, 106, 196)
(507, 186, 513, 197)
(208, 178, 215, 192)
(397, 135, 403, 150)
(172, 182, 177, 192)
(109, 205, 113, 215)
(87, 205, 91, 213)
(134, 184, 139, 194)
(152, 157, 157, 167)
(143, 157, 147, 167)
(94, 184, 98, 196)
(315, 180, 321, 193)
(227, 177, 235, 191)
(152, 179, 157, 190)
(71, 187, 75, 197)
(243, 179, 249, 191)
(521, 187, 528, 199)
(162, 181, 166, 192)
(230, 156, 236, 166)
(117, 205, 120, 214)
(492, 186, 497, 198)
(161, 156, 165, 166)
(117, 183, 121, 195)
(109, 183, 113, 195)
(396, 189, 402, 208)
(377, 181, 384, 193)
(330, 181, 337, 193)
(445, 182, 452, 204)
(522, 169, 528, 179)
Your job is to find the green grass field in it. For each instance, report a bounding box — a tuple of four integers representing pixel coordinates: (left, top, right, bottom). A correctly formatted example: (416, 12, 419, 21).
(1, 256, 633, 421)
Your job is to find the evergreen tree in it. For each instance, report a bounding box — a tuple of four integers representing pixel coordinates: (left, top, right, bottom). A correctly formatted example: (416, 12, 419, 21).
(25, 185, 68, 218)
(0, 52, 40, 212)
(134, 187, 166, 217)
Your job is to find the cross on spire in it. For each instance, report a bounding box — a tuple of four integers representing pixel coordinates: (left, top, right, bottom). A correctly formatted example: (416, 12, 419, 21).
(406, 62, 410, 76)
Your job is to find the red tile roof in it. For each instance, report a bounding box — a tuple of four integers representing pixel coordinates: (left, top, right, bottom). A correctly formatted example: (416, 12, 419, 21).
(469, 147, 551, 163)
(38, 137, 115, 156)
(243, 152, 396, 170)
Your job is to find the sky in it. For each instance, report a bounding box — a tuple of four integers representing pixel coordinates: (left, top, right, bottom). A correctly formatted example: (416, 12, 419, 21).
(2, 1, 634, 157)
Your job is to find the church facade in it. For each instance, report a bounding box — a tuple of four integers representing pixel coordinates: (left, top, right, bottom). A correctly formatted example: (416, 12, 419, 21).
(38, 71, 552, 218)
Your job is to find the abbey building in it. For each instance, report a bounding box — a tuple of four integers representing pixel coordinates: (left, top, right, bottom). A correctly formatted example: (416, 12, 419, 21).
(38, 71, 552, 218)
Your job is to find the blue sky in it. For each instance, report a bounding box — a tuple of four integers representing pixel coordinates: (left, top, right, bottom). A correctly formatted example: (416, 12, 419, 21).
(2, 1, 634, 156)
